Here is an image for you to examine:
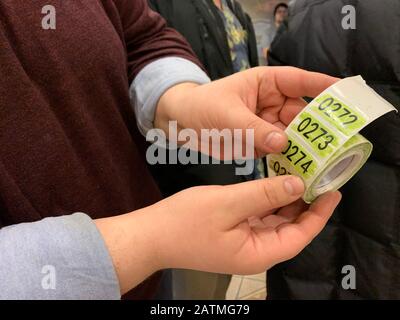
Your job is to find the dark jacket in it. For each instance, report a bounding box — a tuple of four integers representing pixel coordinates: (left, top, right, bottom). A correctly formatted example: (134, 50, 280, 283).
(149, 0, 258, 80)
(148, 0, 259, 197)
(267, 0, 400, 299)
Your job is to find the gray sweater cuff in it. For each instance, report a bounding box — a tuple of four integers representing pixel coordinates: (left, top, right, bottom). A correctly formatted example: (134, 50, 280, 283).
(130, 57, 211, 136)
(0, 213, 120, 300)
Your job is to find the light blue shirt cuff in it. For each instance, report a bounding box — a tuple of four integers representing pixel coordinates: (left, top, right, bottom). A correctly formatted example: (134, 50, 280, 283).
(0, 213, 120, 300)
(130, 57, 211, 136)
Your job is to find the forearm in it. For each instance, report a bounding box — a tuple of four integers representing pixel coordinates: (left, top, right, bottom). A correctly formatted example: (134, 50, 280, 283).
(94, 207, 163, 295)
(0, 209, 165, 299)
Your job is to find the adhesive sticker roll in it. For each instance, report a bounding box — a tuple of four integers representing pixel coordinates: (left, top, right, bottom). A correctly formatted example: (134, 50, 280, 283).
(267, 76, 397, 203)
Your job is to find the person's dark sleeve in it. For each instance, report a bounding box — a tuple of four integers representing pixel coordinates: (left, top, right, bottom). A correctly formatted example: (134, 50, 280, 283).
(147, 0, 159, 12)
(114, 0, 203, 82)
(245, 13, 259, 68)
(267, 21, 290, 66)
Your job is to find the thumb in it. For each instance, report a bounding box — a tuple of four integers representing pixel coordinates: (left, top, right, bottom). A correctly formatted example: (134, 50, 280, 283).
(221, 175, 305, 228)
(225, 108, 288, 154)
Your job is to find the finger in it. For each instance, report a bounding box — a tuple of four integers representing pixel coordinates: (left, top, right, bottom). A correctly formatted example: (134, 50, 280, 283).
(248, 216, 264, 228)
(226, 108, 288, 154)
(275, 198, 308, 221)
(264, 121, 286, 131)
(221, 175, 305, 228)
(258, 199, 307, 229)
(271, 67, 339, 99)
(249, 215, 291, 230)
(279, 97, 308, 126)
(259, 214, 293, 229)
(273, 191, 341, 263)
(259, 97, 307, 126)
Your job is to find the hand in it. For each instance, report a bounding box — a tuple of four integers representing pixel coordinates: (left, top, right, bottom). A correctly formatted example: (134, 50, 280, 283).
(150, 176, 341, 275)
(97, 67, 340, 295)
(155, 66, 338, 158)
(96, 176, 341, 294)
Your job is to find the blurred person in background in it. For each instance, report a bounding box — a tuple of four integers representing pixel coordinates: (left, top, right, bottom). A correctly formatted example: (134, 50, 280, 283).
(267, 0, 400, 299)
(270, 2, 289, 39)
(262, 2, 288, 60)
(148, 0, 262, 299)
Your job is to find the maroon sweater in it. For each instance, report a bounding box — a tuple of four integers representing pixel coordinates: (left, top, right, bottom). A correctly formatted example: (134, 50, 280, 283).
(0, 0, 199, 298)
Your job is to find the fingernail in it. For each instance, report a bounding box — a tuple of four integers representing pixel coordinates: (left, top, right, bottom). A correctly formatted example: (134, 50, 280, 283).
(265, 131, 286, 151)
(283, 176, 305, 195)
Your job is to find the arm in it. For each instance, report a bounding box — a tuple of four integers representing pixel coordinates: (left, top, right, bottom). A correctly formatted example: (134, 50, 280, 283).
(121, 66, 341, 295)
(0, 213, 120, 299)
(95, 177, 341, 295)
(0, 64, 341, 298)
(0, 1, 341, 300)
(0, 176, 340, 299)
(114, 0, 203, 82)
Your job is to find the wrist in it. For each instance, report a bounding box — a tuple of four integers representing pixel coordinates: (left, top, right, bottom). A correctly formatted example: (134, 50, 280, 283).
(95, 208, 164, 295)
(155, 82, 201, 134)
(125, 208, 165, 273)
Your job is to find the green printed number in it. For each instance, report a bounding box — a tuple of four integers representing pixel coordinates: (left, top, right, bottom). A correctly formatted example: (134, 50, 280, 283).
(297, 116, 335, 151)
(282, 139, 314, 175)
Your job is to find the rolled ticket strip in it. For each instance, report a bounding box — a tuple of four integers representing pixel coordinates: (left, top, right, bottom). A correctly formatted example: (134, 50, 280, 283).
(267, 76, 396, 203)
